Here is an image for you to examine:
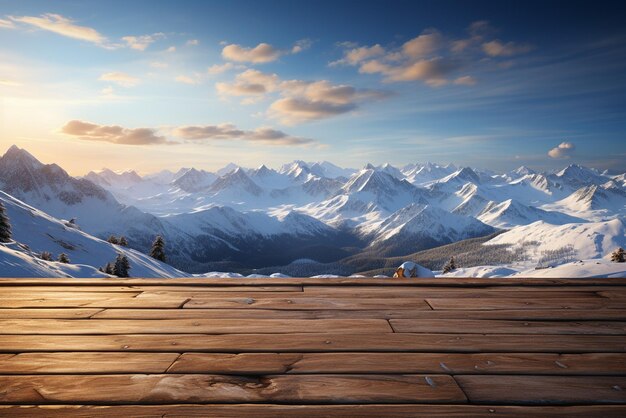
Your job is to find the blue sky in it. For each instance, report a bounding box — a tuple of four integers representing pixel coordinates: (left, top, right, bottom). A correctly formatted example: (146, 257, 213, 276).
(0, 0, 625, 174)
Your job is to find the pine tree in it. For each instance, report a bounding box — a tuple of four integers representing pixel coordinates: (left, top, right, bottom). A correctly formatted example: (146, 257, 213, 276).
(442, 256, 457, 274)
(611, 248, 625, 263)
(58, 253, 70, 263)
(104, 263, 114, 275)
(107, 235, 119, 245)
(150, 235, 166, 262)
(119, 236, 128, 247)
(0, 201, 11, 242)
(113, 254, 131, 277)
(40, 251, 53, 261)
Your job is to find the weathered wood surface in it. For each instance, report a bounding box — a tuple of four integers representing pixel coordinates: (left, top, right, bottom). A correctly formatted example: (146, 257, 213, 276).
(4, 405, 626, 418)
(1, 277, 625, 415)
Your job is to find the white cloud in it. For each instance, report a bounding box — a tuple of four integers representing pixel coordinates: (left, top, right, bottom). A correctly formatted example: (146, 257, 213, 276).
(454, 75, 477, 86)
(207, 62, 240, 75)
(402, 30, 442, 58)
(98, 72, 139, 87)
(172, 123, 313, 146)
(291, 38, 313, 54)
(482, 40, 533, 57)
(122, 33, 164, 51)
(222, 42, 282, 63)
(360, 57, 460, 86)
(334, 23, 533, 86)
(330, 44, 385, 66)
(0, 18, 14, 29)
(216, 69, 280, 102)
(548, 142, 576, 159)
(62, 120, 169, 145)
(186, 39, 199, 46)
(10, 13, 106, 44)
(175, 74, 201, 85)
(216, 69, 389, 123)
(166, 46, 176, 52)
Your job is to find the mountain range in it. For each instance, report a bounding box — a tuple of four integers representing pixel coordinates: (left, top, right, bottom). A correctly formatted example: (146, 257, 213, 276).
(0, 144, 624, 276)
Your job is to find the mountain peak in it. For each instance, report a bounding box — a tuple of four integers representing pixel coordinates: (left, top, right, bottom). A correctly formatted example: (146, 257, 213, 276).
(1, 145, 43, 169)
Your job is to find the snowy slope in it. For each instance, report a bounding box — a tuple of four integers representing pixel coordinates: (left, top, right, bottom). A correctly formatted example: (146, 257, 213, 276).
(477, 199, 585, 228)
(486, 218, 626, 261)
(437, 260, 626, 278)
(365, 204, 494, 244)
(0, 242, 108, 278)
(543, 185, 626, 220)
(0, 191, 185, 277)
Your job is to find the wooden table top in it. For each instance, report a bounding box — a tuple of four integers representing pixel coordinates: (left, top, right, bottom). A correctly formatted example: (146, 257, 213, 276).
(0, 277, 625, 417)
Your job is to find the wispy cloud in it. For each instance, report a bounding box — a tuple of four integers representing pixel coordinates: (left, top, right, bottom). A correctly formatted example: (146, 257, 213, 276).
(122, 33, 164, 51)
(10, 13, 106, 45)
(221, 39, 313, 63)
(333, 21, 533, 86)
(186, 39, 199, 46)
(0, 18, 14, 29)
(173, 124, 313, 146)
(98, 72, 139, 87)
(482, 40, 533, 57)
(207, 62, 243, 75)
(175, 74, 202, 85)
(62, 120, 169, 145)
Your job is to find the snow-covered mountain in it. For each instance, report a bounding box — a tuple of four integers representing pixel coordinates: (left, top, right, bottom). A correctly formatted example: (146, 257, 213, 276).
(0, 146, 176, 252)
(477, 199, 585, 229)
(0, 144, 623, 275)
(0, 190, 185, 277)
(363, 204, 496, 255)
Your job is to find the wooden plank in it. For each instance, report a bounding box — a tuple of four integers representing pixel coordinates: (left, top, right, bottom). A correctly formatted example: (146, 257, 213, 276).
(6, 405, 626, 418)
(390, 319, 626, 335)
(0, 286, 303, 293)
(304, 285, 626, 293)
(302, 287, 606, 299)
(426, 298, 626, 310)
(93, 308, 626, 321)
(0, 319, 393, 334)
(1, 333, 624, 353)
(0, 353, 179, 374)
(168, 352, 626, 375)
(184, 297, 432, 310)
(2, 277, 626, 286)
(0, 292, 141, 300)
(0, 309, 103, 319)
(0, 294, 189, 309)
(456, 375, 626, 405)
(0, 374, 467, 404)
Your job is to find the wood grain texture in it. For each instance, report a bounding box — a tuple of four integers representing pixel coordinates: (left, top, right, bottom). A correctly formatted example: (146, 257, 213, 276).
(0, 374, 467, 404)
(426, 297, 626, 310)
(183, 297, 432, 310)
(389, 319, 626, 334)
(1, 333, 624, 353)
(4, 405, 625, 418)
(168, 352, 626, 375)
(1, 277, 625, 412)
(0, 318, 393, 334)
(0, 353, 179, 374)
(92, 308, 626, 320)
(456, 375, 626, 405)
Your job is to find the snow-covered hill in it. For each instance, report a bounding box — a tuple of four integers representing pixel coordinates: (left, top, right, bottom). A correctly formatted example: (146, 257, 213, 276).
(0, 191, 185, 277)
(485, 218, 626, 261)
